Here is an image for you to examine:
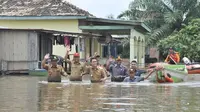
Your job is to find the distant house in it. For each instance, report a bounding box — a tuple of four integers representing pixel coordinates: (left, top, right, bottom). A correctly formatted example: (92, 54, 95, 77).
(0, 0, 100, 59)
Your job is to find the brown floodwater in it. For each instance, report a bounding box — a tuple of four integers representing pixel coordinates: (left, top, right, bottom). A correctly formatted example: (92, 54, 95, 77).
(0, 75, 200, 112)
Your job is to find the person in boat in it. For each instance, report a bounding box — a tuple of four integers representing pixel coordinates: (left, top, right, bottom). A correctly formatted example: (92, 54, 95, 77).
(109, 56, 128, 82)
(42, 54, 67, 82)
(123, 68, 154, 82)
(182, 57, 191, 65)
(64, 46, 86, 81)
(85, 57, 107, 83)
(154, 66, 173, 83)
(130, 60, 152, 77)
(165, 47, 180, 64)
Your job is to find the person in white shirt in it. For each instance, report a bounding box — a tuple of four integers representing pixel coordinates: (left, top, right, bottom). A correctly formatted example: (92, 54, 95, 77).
(182, 57, 191, 65)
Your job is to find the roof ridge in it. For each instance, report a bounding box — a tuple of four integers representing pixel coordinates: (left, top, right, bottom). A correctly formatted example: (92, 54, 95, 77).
(63, 0, 94, 17)
(0, 0, 95, 17)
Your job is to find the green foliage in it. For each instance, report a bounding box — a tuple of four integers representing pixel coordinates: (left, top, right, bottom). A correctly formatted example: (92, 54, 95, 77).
(120, 43, 130, 58)
(117, 38, 130, 58)
(118, 0, 200, 45)
(157, 19, 200, 60)
(106, 14, 115, 19)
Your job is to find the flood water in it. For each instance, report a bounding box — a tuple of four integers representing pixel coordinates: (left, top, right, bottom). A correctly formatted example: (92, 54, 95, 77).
(0, 75, 200, 112)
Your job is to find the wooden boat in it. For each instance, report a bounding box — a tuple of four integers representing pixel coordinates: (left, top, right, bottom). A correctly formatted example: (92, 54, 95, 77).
(29, 69, 48, 76)
(149, 62, 200, 74)
(186, 64, 200, 74)
(148, 63, 188, 83)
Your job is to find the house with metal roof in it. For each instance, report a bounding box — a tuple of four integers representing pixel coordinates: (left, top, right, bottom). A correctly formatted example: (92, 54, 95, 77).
(0, 0, 151, 67)
(0, 28, 100, 74)
(0, 0, 96, 59)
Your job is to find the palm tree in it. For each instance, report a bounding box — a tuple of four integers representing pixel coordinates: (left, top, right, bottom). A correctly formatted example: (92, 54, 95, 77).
(118, 0, 200, 45)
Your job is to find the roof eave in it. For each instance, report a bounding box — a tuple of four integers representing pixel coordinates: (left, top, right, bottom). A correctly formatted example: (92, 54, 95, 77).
(0, 16, 89, 20)
(85, 17, 152, 32)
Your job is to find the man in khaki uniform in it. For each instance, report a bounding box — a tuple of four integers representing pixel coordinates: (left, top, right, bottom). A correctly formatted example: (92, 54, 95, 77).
(65, 46, 85, 81)
(87, 57, 107, 83)
(42, 54, 67, 82)
(93, 52, 110, 77)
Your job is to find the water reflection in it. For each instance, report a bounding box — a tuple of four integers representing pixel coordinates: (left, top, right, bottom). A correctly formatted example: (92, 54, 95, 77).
(38, 84, 64, 111)
(0, 76, 200, 112)
(38, 83, 106, 112)
(37, 82, 200, 112)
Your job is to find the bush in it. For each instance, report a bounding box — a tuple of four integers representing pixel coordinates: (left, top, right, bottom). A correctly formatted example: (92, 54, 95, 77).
(158, 19, 200, 61)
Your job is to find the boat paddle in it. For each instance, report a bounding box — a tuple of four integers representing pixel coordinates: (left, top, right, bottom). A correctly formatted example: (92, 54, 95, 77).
(169, 56, 177, 65)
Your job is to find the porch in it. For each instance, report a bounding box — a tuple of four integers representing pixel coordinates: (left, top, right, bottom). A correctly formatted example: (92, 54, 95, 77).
(79, 17, 151, 67)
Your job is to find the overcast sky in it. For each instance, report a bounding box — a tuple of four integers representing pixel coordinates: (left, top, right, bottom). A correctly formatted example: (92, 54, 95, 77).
(66, 0, 133, 18)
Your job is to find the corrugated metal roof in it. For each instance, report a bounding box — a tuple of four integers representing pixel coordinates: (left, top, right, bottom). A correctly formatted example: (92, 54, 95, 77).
(0, 0, 94, 17)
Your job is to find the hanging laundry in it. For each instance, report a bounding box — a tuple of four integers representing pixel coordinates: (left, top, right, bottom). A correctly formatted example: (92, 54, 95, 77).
(61, 35, 64, 45)
(70, 37, 75, 45)
(75, 44, 78, 53)
(52, 36, 56, 45)
(56, 35, 61, 44)
(64, 36, 70, 46)
(55, 36, 59, 45)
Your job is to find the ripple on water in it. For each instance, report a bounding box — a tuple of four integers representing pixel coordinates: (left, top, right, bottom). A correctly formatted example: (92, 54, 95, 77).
(1, 76, 200, 112)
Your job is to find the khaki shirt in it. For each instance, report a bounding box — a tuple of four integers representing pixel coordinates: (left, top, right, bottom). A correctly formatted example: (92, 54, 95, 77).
(43, 64, 67, 79)
(88, 66, 106, 82)
(70, 61, 85, 80)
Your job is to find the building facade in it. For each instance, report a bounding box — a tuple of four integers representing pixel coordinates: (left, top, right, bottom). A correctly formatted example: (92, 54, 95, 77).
(0, 0, 101, 59)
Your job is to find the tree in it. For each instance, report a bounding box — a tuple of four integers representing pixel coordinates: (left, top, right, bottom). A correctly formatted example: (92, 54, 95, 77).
(157, 19, 200, 61)
(118, 0, 200, 45)
(106, 14, 115, 19)
(118, 37, 130, 58)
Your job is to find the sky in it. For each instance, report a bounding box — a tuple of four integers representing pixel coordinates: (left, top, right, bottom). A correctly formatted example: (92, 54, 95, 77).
(66, 0, 133, 18)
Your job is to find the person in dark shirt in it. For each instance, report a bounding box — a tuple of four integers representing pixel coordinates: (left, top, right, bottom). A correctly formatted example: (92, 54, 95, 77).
(123, 68, 154, 82)
(110, 56, 128, 82)
(130, 60, 151, 77)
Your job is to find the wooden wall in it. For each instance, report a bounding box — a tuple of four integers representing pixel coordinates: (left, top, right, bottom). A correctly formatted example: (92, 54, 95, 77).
(0, 30, 38, 71)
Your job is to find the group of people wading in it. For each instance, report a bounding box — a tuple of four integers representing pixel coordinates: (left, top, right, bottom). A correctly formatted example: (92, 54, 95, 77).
(42, 46, 177, 83)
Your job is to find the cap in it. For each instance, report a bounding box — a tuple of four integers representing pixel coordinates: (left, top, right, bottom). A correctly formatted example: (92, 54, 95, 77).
(169, 47, 173, 50)
(73, 53, 80, 57)
(129, 68, 136, 72)
(131, 59, 137, 63)
(116, 56, 122, 61)
(95, 54, 100, 58)
(49, 55, 58, 61)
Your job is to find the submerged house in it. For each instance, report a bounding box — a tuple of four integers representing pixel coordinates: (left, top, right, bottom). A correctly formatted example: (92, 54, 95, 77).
(0, 0, 101, 59)
(0, 28, 53, 74)
(0, 28, 98, 74)
(0, 0, 151, 69)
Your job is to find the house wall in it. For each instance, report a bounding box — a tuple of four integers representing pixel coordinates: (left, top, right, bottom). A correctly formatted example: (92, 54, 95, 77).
(84, 37, 101, 58)
(0, 19, 100, 59)
(130, 29, 145, 68)
(0, 30, 38, 71)
(0, 20, 80, 32)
